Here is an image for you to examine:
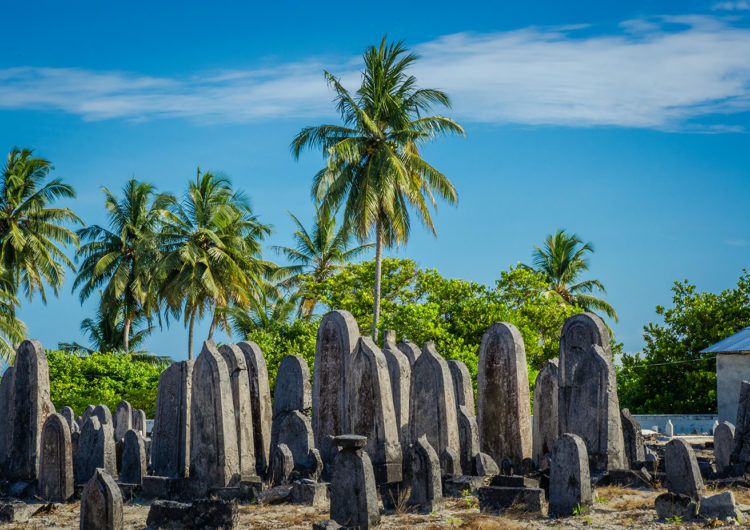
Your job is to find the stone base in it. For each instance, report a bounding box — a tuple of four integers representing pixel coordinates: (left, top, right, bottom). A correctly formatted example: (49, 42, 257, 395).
(291, 480, 328, 507)
(442, 475, 490, 497)
(0, 500, 37, 523)
(146, 498, 239, 529)
(489, 475, 540, 489)
(477, 486, 547, 515)
(655, 492, 698, 520)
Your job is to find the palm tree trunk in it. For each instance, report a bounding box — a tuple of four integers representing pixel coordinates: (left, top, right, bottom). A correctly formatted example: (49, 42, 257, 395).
(371, 219, 383, 341)
(208, 311, 216, 340)
(123, 317, 131, 353)
(188, 309, 196, 360)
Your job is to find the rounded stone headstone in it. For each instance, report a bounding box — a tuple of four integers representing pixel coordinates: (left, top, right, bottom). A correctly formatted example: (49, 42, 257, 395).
(131, 409, 147, 436)
(440, 446, 462, 476)
(271, 410, 314, 469)
(665, 438, 704, 500)
(273, 354, 311, 416)
(113, 401, 132, 442)
(93, 404, 113, 426)
(456, 405, 480, 475)
(38, 413, 74, 502)
(621, 408, 645, 465)
(59, 406, 77, 431)
(80, 468, 123, 530)
(120, 430, 146, 485)
(270, 443, 294, 486)
(714, 421, 735, 473)
(549, 433, 592, 516)
(404, 435, 444, 513)
(532, 359, 558, 469)
(76, 416, 116, 485)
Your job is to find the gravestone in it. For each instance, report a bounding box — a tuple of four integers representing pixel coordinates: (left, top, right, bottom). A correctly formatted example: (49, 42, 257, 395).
(271, 355, 315, 469)
(218, 343, 256, 481)
(558, 313, 626, 471)
(382, 330, 411, 444)
(312, 310, 360, 445)
(665, 438, 704, 500)
(330, 435, 380, 528)
(59, 406, 78, 434)
(665, 420, 674, 438)
(477, 322, 532, 468)
(532, 359, 558, 469)
(75, 416, 116, 484)
(272, 411, 315, 470)
(621, 408, 645, 465)
(404, 436, 444, 513)
(237, 341, 272, 478)
(132, 409, 146, 437)
(714, 421, 735, 473)
(93, 404, 113, 427)
(38, 413, 74, 502)
(549, 433, 592, 516)
(441, 446, 462, 476)
(81, 405, 95, 426)
(270, 443, 294, 486)
(113, 401, 132, 443)
(0, 366, 15, 476)
(457, 405, 480, 475)
(348, 337, 402, 484)
(474, 452, 500, 476)
(151, 360, 193, 478)
(449, 360, 475, 415)
(120, 430, 146, 485)
(732, 381, 750, 464)
(397, 339, 421, 367)
(189, 340, 240, 487)
(409, 341, 460, 470)
(80, 468, 123, 530)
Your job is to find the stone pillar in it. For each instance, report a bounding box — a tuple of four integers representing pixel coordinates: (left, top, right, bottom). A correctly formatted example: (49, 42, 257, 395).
(38, 413, 74, 502)
(715, 421, 735, 473)
(477, 322, 532, 468)
(382, 330, 411, 445)
(76, 417, 116, 485)
(621, 408, 645, 465)
(330, 435, 380, 528)
(397, 340, 421, 367)
(113, 401, 132, 443)
(151, 360, 193, 478)
(404, 435, 444, 513)
(549, 433, 592, 516)
(665, 438, 704, 500)
(271, 355, 314, 471)
(80, 468, 123, 530)
(120, 430, 146, 485)
(237, 341, 272, 478)
(532, 359, 558, 469)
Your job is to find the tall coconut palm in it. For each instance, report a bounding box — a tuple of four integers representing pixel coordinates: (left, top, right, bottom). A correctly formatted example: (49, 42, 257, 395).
(0, 147, 81, 305)
(529, 229, 618, 321)
(74, 179, 174, 351)
(156, 170, 271, 359)
(0, 269, 26, 362)
(291, 37, 463, 339)
(273, 206, 372, 317)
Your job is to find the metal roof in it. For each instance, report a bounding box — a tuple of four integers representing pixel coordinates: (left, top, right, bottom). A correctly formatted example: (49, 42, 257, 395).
(701, 326, 750, 354)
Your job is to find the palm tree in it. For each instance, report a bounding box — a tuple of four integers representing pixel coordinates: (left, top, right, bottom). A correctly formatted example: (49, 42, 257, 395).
(74, 179, 174, 352)
(0, 270, 26, 362)
(529, 229, 618, 321)
(273, 206, 372, 317)
(222, 290, 300, 336)
(0, 147, 81, 305)
(291, 37, 463, 340)
(156, 170, 271, 359)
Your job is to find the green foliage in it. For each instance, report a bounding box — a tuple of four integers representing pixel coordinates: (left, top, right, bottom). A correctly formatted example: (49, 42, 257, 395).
(46, 349, 170, 417)
(619, 270, 750, 413)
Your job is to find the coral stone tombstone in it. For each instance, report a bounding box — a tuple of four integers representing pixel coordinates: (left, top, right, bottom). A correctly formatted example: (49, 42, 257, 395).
(218, 343, 257, 481)
(0, 365, 15, 476)
(237, 341, 272, 477)
(113, 401, 132, 443)
(81, 405, 95, 426)
(348, 337, 402, 484)
(38, 413, 74, 502)
(532, 359, 559, 469)
(93, 404, 113, 427)
(60, 406, 78, 434)
(190, 340, 240, 487)
(151, 360, 193, 478)
(732, 381, 750, 464)
(397, 339, 421, 367)
(441, 446, 462, 476)
(312, 310, 360, 445)
(80, 468, 123, 530)
(448, 360, 475, 415)
(76, 417, 116, 484)
(714, 421, 735, 473)
(330, 435, 380, 529)
(120, 430, 146, 485)
(456, 405, 480, 475)
(558, 313, 626, 471)
(272, 411, 315, 469)
(477, 322, 532, 468)
(409, 341, 460, 469)
(665, 438, 704, 500)
(270, 443, 294, 486)
(404, 436, 444, 513)
(131, 409, 146, 437)
(549, 433, 592, 516)
(271, 355, 315, 469)
(621, 408, 645, 465)
(382, 330, 411, 444)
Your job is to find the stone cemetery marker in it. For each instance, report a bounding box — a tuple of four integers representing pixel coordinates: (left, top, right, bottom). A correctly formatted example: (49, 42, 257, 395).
(474, 452, 500, 476)
(477, 322, 532, 467)
(532, 359, 558, 469)
(80, 468, 123, 530)
(190, 340, 240, 487)
(348, 337, 402, 484)
(404, 436, 444, 512)
(382, 330, 411, 444)
(558, 313, 626, 471)
(273, 354, 311, 416)
(313, 310, 360, 445)
(456, 405, 480, 475)
(0, 365, 15, 476)
(665, 438, 704, 500)
(38, 413, 74, 502)
(131, 409, 146, 437)
(272, 410, 315, 469)
(549, 433, 592, 516)
(714, 421, 735, 473)
(330, 435, 380, 528)
(81, 405, 95, 426)
(151, 360, 193, 478)
(441, 446, 461, 476)
(270, 443, 294, 486)
(449, 360, 475, 415)
(621, 408, 645, 465)
(218, 343, 256, 480)
(409, 341, 460, 469)
(76, 416, 116, 484)
(6, 339, 55, 481)
(113, 401, 132, 442)
(93, 404, 113, 426)
(733, 381, 750, 464)
(120, 430, 146, 485)
(397, 339, 421, 367)
(237, 341, 272, 477)
(60, 406, 78, 433)
(665, 419, 674, 438)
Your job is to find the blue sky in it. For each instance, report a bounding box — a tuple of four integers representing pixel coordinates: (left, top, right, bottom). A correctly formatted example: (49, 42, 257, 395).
(0, 1, 749, 362)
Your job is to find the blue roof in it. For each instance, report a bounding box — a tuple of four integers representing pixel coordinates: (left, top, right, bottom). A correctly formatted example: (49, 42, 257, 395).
(701, 326, 750, 354)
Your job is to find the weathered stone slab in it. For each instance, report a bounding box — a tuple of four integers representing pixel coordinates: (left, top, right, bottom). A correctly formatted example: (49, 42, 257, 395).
(271, 410, 314, 470)
(665, 438, 704, 500)
(271, 443, 294, 486)
(474, 452, 499, 476)
(237, 341, 272, 478)
(732, 381, 750, 464)
(404, 435, 444, 513)
(397, 339, 421, 367)
(76, 416, 116, 484)
(621, 408, 645, 466)
(449, 360, 475, 415)
(655, 492, 698, 519)
(532, 359, 558, 469)
(409, 341, 459, 470)
(442, 475, 490, 497)
(121, 430, 146, 485)
(291, 479, 328, 507)
(312, 310, 360, 445)
(113, 401, 132, 442)
(549, 433, 592, 516)
(715, 421, 735, 473)
(489, 474, 540, 488)
(382, 330, 411, 444)
(330, 434, 380, 528)
(146, 498, 239, 529)
(0, 365, 15, 476)
(319, 434, 338, 482)
(273, 354, 311, 416)
(478, 486, 546, 514)
(440, 446, 461, 476)
(558, 313, 626, 472)
(457, 405, 480, 476)
(80, 468, 123, 530)
(131, 409, 146, 437)
(39, 412, 74, 502)
(699, 490, 741, 520)
(477, 323, 532, 468)
(152, 360, 193, 478)
(348, 337, 402, 484)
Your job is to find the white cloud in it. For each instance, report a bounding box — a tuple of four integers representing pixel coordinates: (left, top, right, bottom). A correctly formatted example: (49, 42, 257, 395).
(712, 1, 750, 10)
(1, 15, 750, 130)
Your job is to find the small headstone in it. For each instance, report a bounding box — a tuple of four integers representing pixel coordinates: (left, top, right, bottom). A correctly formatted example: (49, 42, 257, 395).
(80, 468, 123, 530)
(665, 419, 674, 438)
(75, 417, 116, 484)
(665, 438, 704, 500)
(456, 405, 480, 475)
(549, 433, 592, 517)
(131, 409, 146, 436)
(532, 359, 559, 469)
(714, 421, 735, 473)
(151, 360, 193, 478)
(237, 341, 273, 478)
(270, 443, 294, 486)
(330, 435, 379, 528)
(440, 446, 462, 476)
(113, 401, 132, 442)
(120, 430, 146, 485)
(382, 330, 411, 444)
(699, 490, 741, 520)
(474, 452, 500, 477)
(38, 413, 74, 502)
(397, 339, 421, 367)
(404, 435, 444, 513)
(621, 408, 645, 465)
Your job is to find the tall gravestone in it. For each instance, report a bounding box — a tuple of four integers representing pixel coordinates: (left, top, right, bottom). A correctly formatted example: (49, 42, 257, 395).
(80, 468, 123, 530)
(330, 435, 380, 528)
(348, 337, 402, 484)
(558, 313, 626, 471)
(409, 341, 460, 470)
(218, 343, 256, 481)
(477, 322, 532, 467)
(715, 421, 735, 473)
(549, 433, 592, 516)
(404, 436, 444, 513)
(0, 365, 15, 476)
(665, 438, 704, 500)
(382, 330, 411, 445)
(113, 401, 132, 443)
(532, 359, 559, 469)
(312, 310, 360, 445)
(190, 340, 240, 487)
(237, 341, 272, 478)
(38, 413, 74, 502)
(457, 405, 480, 475)
(271, 355, 314, 470)
(397, 340, 421, 367)
(621, 408, 645, 465)
(121, 430, 146, 485)
(131, 409, 146, 437)
(76, 416, 116, 484)
(732, 381, 750, 464)
(151, 360, 193, 478)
